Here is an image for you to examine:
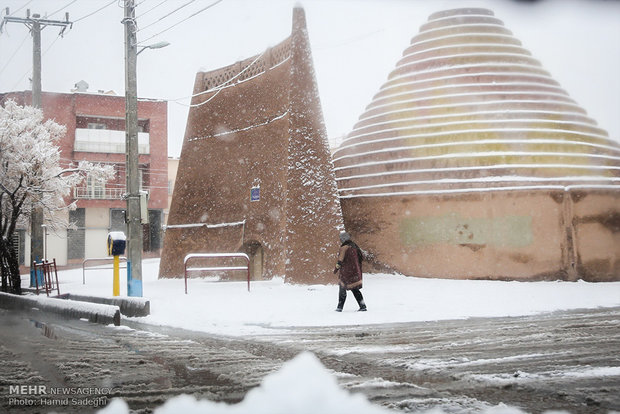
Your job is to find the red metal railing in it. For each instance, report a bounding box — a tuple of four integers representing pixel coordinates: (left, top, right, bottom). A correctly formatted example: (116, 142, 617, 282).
(33, 259, 60, 297)
(184, 253, 251, 294)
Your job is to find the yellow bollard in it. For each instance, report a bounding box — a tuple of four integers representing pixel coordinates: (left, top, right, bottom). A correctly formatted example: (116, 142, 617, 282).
(108, 232, 126, 297)
(113, 255, 120, 296)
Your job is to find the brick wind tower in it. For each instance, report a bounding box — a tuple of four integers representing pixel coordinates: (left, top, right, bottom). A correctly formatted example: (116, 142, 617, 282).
(160, 7, 344, 284)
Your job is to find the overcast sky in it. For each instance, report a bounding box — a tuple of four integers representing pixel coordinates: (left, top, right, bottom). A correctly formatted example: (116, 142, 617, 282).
(1, 0, 619, 157)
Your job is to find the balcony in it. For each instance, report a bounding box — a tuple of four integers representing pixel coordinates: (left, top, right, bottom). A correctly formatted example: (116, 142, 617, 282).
(74, 187, 125, 200)
(74, 128, 149, 154)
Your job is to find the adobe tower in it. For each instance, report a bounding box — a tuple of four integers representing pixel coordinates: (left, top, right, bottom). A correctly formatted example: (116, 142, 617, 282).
(160, 7, 343, 284)
(333, 8, 620, 281)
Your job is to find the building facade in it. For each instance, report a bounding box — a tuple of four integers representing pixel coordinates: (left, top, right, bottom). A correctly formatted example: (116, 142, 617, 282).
(1, 86, 168, 266)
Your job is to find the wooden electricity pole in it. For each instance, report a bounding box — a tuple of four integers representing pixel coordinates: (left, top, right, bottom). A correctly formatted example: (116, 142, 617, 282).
(1, 9, 71, 271)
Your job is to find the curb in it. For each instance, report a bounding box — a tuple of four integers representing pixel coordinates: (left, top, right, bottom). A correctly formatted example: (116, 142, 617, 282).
(58, 294, 150, 317)
(0, 292, 121, 326)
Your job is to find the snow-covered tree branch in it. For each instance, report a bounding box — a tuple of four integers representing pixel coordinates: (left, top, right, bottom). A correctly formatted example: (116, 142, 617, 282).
(0, 100, 114, 293)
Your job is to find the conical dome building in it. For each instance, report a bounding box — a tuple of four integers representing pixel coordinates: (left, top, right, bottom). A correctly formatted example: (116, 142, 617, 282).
(333, 8, 620, 281)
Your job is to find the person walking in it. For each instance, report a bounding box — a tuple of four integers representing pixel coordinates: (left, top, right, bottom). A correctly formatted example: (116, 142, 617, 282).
(334, 231, 367, 312)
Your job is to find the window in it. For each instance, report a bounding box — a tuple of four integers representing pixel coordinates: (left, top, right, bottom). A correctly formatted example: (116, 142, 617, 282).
(86, 174, 106, 199)
(110, 209, 126, 232)
(87, 122, 106, 130)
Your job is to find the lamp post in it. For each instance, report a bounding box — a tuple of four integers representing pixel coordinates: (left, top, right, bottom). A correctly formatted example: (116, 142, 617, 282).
(138, 41, 170, 55)
(122, 0, 169, 296)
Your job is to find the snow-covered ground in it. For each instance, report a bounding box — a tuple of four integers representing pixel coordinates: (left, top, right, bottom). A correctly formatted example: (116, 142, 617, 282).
(26, 258, 620, 337)
(21, 259, 620, 414)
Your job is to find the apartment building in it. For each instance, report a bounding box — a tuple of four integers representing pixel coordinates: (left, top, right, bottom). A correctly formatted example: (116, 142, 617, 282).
(1, 84, 168, 266)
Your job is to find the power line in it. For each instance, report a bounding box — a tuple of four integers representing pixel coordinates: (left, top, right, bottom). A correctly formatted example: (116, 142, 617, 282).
(48, 0, 79, 18)
(3, 13, 72, 91)
(73, 0, 116, 23)
(136, 0, 169, 19)
(138, 0, 223, 44)
(170, 48, 266, 108)
(8, 32, 64, 91)
(137, 0, 198, 32)
(7, 0, 33, 16)
(0, 32, 29, 76)
(43, 32, 62, 55)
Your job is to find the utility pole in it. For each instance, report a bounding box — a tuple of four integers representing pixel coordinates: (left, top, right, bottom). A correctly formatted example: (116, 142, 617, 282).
(122, 0, 143, 296)
(1, 9, 71, 271)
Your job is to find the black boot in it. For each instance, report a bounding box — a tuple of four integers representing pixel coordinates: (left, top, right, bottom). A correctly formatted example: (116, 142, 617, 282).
(352, 289, 367, 311)
(336, 285, 346, 312)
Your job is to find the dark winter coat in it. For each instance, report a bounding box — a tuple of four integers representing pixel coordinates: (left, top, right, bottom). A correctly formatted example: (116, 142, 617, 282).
(337, 240, 363, 290)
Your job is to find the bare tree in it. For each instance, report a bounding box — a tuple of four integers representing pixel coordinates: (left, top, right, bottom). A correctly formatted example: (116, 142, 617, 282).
(0, 100, 114, 294)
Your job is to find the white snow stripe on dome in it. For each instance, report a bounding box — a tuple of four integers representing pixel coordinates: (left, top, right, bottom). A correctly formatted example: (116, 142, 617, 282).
(385, 62, 550, 84)
(371, 82, 567, 107)
(362, 91, 576, 116)
(344, 119, 607, 142)
(333, 139, 620, 163)
(346, 116, 603, 142)
(338, 184, 620, 199)
(334, 151, 620, 173)
(400, 43, 528, 60)
(337, 176, 620, 193)
(378, 72, 559, 95)
(336, 164, 620, 182)
(347, 109, 597, 137)
(353, 100, 587, 128)
(402, 33, 521, 52)
(425, 12, 498, 23)
(338, 128, 610, 154)
(393, 52, 541, 70)
(411, 23, 512, 39)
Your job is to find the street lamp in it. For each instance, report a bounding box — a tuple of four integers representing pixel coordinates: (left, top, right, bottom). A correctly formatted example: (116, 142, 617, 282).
(137, 41, 170, 55)
(123, 0, 169, 297)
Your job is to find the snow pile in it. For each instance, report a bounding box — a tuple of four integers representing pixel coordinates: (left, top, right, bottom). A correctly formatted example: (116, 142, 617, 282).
(0, 291, 120, 325)
(99, 352, 535, 414)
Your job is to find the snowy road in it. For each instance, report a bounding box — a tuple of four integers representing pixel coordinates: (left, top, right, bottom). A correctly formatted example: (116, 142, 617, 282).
(0, 306, 618, 413)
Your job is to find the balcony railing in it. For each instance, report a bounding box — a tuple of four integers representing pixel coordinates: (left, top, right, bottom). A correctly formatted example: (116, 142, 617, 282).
(74, 187, 125, 200)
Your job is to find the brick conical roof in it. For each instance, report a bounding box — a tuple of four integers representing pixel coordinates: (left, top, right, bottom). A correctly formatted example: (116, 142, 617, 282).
(333, 8, 620, 198)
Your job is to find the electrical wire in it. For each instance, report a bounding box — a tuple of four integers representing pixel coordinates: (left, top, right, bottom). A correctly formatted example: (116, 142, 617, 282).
(9, 31, 67, 91)
(170, 48, 266, 108)
(7, 0, 33, 16)
(136, 0, 169, 19)
(0, 32, 29, 76)
(48, 0, 79, 18)
(138, 0, 223, 44)
(137, 0, 198, 33)
(42, 32, 62, 55)
(73, 0, 117, 23)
